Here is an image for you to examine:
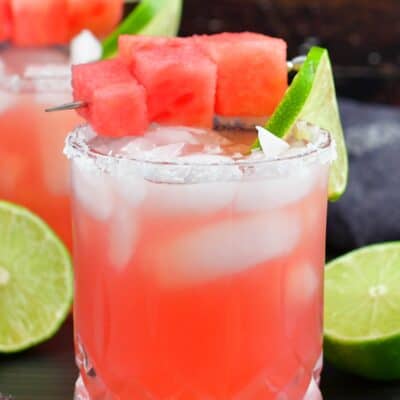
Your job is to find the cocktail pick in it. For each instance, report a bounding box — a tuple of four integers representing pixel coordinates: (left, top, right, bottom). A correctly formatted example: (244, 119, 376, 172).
(45, 101, 87, 112)
(45, 56, 306, 113)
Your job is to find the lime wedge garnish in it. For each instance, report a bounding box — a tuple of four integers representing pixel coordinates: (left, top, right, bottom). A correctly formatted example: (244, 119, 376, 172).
(102, 0, 183, 59)
(0, 202, 73, 353)
(253, 46, 348, 200)
(324, 242, 400, 380)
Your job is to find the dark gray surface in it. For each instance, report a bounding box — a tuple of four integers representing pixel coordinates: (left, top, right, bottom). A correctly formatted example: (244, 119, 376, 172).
(0, 318, 399, 400)
(327, 98, 400, 254)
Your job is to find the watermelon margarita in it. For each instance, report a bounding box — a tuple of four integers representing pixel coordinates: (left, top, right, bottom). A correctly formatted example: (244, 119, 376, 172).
(0, 46, 81, 249)
(66, 122, 335, 400)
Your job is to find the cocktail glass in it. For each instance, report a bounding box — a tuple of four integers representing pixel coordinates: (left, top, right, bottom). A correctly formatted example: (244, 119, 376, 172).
(66, 122, 335, 400)
(0, 45, 82, 249)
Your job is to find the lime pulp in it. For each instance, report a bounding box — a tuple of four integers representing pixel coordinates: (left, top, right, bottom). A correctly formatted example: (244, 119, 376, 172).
(0, 201, 73, 353)
(324, 242, 400, 380)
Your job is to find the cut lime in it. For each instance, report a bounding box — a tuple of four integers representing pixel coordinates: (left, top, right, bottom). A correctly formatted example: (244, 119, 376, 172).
(253, 46, 348, 200)
(102, 0, 183, 59)
(0, 202, 73, 353)
(324, 242, 400, 380)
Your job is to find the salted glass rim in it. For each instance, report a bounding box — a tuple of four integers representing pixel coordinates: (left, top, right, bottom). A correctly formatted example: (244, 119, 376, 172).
(0, 71, 72, 93)
(65, 122, 335, 172)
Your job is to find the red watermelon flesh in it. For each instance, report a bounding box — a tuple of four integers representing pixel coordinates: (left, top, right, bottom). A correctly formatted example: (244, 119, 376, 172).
(91, 82, 148, 138)
(194, 32, 287, 117)
(118, 35, 186, 61)
(72, 59, 148, 137)
(68, 0, 123, 38)
(11, 0, 69, 46)
(0, 0, 11, 42)
(72, 59, 133, 119)
(131, 41, 217, 128)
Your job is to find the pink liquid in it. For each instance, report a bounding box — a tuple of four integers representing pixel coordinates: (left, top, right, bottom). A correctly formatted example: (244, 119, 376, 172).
(0, 47, 82, 249)
(71, 143, 329, 399)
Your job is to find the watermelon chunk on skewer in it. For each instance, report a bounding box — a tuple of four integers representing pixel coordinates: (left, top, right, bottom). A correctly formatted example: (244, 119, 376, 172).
(195, 32, 288, 117)
(131, 41, 217, 128)
(0, 0, 11, 42)
(71, 33, 288, 137)
(72, 59, 148, 137)
(68, 0, 123, 39)
(118, 35, 185, 61)
(11, 0, 69, 47)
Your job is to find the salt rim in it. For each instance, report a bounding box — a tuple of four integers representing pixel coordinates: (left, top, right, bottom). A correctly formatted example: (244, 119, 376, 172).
(0, 46, 72, 93)
(0, 68, 72, 93)
(64, 123, 336, 184)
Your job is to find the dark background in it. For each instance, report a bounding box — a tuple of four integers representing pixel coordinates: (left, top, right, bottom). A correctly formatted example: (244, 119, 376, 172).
(176, 0, 400, 106)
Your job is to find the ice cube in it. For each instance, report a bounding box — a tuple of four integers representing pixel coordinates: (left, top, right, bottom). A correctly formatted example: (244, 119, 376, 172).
(108, 207, 138, 269)
(286, 262, 320, 305)
(113, 174, 147, 208)
(24, 64, 72, 104)
(73, 162, 114, 220)
(145, 143, 185, 161)
(139, 153, 242, 184)
(146, 125, 203, 146)
(119, 137, 155, 156)
(0, 89, 17, 113)
(203, 144, 223, 154)
(0, 47, 69, 76)
(150, 210, 301, 287)
(147, 180, 237, 216)
(145, 125, 231, 148)
(234, 167, 317, 212)
(24, 64, 70, 79)
(70, 30, 102, 65)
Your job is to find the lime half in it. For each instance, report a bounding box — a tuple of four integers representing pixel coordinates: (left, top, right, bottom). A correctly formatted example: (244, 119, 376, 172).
(253, 46, 348, 200)
(0, 202, 73, 353)
(324, 242, 400, 380)
(102, 0, 183, 59)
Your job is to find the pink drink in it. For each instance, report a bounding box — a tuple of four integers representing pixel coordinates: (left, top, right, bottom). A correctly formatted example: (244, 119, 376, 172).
(0, 46, 82, 249)
(67, 124, 334, 400)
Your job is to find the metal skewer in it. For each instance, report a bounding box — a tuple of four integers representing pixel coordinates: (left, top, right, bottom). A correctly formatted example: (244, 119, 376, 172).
(45, 100, 88, 112)
(45, 56, 306, 113)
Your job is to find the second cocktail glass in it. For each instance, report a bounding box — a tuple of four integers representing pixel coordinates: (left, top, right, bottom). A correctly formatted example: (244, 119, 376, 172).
(0, 45, 82, 249)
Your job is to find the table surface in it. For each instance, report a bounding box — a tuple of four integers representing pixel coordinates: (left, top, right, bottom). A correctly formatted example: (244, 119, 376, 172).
(1, 318, 399, 400)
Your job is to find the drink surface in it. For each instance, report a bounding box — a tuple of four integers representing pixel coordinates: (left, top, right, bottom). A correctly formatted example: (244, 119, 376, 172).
(0, 46, 82, 249)
(69, 124, 332, 399)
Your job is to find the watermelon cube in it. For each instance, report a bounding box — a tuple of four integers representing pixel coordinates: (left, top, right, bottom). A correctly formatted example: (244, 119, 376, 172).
(91, 82, 148, 138)
(72, 59, 148, 137)
(194, 32, 287, 117)
(11, 0, 69, 46)
(0, 0, 11, 42)
(131, 41, 217, 128)
(68, 0, 123, 38)
(118, 35, 185, 61)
